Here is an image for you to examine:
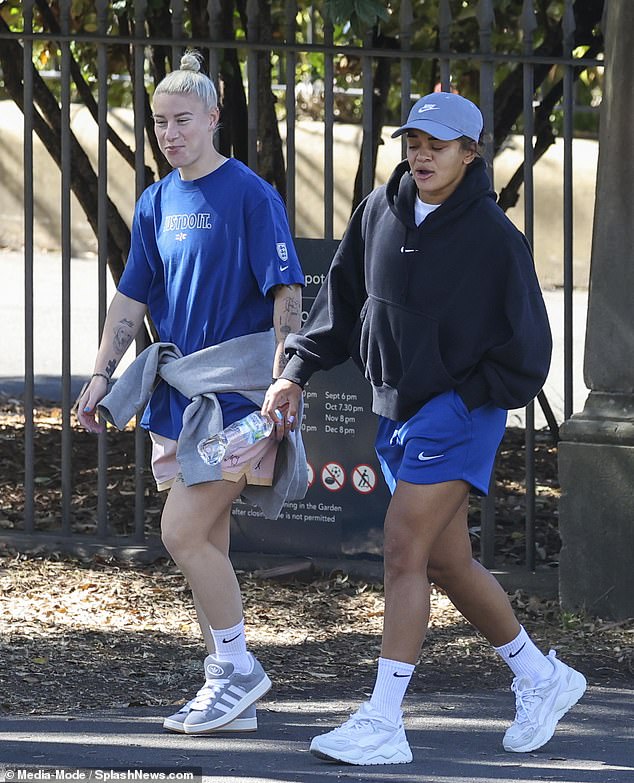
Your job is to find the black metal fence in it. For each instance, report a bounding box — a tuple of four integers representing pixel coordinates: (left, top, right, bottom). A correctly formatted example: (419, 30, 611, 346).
(0, 0, 603, 570)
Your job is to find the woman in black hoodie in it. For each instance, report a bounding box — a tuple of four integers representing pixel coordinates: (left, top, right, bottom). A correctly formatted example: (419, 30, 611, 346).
(264, 92, 585, 766)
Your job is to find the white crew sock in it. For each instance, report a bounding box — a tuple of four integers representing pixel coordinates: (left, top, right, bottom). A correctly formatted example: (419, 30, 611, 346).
(495, 626, 554, 684)
(369, 657, 415, 724)
(210, 619, 252, 674)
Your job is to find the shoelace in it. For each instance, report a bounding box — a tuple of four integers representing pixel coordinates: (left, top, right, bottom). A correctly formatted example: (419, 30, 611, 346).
(335, 710, 388, 734)
(511, 681, 542, 724)
(190, 677, 230, 709)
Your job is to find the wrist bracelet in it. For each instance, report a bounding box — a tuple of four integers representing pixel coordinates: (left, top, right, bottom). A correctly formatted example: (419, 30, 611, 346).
(91, 372, 110, 382)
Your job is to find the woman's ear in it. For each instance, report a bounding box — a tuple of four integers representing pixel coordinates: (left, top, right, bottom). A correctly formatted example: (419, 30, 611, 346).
(463, 144, 477, 165)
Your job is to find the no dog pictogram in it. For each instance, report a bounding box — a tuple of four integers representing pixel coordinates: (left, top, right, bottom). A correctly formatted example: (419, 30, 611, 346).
(321, 462, 345, 491)
(352, 464, 377, 494)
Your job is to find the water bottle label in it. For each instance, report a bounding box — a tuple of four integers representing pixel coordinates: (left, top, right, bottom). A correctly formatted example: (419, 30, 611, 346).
(237, 412, 272, 443)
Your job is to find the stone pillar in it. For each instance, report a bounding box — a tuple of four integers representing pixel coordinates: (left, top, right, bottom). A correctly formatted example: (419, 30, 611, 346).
(558, 0, 634, 620)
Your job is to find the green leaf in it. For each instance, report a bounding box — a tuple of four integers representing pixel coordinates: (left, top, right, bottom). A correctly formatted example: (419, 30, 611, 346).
(324, 0, 390, 31)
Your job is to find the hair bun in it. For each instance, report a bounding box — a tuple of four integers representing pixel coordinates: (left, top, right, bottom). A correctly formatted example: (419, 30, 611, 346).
(179, 50, 203, 73)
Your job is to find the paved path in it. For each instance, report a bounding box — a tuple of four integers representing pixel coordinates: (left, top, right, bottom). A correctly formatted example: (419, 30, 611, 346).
(0, 687, 632, 782)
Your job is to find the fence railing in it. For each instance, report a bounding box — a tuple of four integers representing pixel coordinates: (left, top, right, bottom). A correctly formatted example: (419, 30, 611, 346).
(0, 0, 603, 572)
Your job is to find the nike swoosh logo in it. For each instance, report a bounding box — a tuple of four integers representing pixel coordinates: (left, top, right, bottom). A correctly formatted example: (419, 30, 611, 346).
(400, 247, 418, 253)
(418, 452, 444, 462)
(508, 642, 526, 658)
(222, 633, 242, 644)
(393, 672, 410, 678)
(279, 264, 289, 271)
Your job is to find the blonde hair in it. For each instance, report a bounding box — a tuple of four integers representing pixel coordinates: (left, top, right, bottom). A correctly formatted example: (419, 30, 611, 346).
(153, 50, 218, 111)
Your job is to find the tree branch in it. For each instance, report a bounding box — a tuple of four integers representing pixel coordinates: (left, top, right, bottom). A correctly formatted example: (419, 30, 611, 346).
(33, 0, 154, 188)
(0, 31, 131, 281)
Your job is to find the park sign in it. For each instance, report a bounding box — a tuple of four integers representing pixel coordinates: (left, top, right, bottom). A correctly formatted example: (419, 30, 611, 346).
(230, 239, 390, 561)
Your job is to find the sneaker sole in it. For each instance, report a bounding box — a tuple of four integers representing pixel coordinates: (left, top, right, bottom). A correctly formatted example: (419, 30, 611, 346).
(183, 674, 272, 734)
(503, 670, 587, 753)
(163, 715, 258, 734)
(310, 742, 413, 765)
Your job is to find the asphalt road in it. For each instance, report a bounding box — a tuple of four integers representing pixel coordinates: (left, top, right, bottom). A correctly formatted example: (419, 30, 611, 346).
(0, 687, 632, 783)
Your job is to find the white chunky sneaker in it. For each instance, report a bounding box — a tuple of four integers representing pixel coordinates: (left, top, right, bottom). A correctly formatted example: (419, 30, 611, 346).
(163, 698, 257, 733)
(503, 650, 587, 752)
(309, 702, 412, 765)
(182, 654, 271, 734)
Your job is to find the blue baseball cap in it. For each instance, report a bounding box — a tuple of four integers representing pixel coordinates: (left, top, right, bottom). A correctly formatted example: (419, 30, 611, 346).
(391, 92, 483, 143)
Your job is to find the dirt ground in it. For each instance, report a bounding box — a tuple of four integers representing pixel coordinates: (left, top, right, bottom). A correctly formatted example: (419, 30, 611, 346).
(0, 395, 562, 564)
(0, 554, 632, 716)
(0, 396, 632, 716)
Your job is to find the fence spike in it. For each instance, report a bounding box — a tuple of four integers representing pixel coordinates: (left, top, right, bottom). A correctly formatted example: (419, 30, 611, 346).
(59, 0, 71, 33)
(22, 0, 34, 21)
(563, 0, 576, 51)
(476, 0, 495, 39)
(439, 0, 452, 49)
(96, 0, 108, 27)
(171, 0, 184, 36)
(521, 0, 538, 39)
(286, 0, 297, 41)
(247, 0, 260, 40)
(207, 0, 222, 37)
(134, 0, 148, 29)
(400, 0, 414, 43)
(171, 0, 185, 67)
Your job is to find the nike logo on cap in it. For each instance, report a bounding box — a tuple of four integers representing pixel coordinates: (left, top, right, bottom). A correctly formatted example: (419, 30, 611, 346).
(417, 103, 438, 113)
(418, 452, 444, 462)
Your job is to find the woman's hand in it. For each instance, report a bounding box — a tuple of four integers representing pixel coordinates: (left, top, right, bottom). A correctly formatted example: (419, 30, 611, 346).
(262, 379, 303, 441)
(75, 375, 109, 434)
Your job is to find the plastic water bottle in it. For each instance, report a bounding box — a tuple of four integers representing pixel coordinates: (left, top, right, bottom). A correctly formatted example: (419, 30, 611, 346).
(197, 411, 274, 466)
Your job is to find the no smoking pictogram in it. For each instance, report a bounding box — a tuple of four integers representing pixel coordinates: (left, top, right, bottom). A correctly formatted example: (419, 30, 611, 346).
(321, 462, 345, 491)
(306, 461, 315, 487)
(352, 464, 377, 494)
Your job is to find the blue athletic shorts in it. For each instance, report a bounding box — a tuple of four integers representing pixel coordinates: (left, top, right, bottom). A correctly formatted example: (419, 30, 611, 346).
(375, 389, 507, 496)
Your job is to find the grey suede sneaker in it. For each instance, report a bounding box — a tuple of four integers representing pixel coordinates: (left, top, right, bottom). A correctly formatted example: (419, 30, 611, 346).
(163, 698, 257, 733)
(182, 655, 271, 734)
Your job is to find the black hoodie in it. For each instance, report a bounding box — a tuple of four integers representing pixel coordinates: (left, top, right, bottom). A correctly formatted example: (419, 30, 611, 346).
(283, 157, 552, 422)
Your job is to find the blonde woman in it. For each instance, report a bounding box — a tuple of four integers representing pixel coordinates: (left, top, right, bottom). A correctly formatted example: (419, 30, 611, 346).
(78, 52, 304, 734)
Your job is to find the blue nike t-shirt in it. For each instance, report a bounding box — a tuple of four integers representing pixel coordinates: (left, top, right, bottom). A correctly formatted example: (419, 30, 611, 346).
(118, 158, 304, 439)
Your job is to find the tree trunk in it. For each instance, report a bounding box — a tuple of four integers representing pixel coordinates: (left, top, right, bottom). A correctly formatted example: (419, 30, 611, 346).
(254, 1, 287, 197)
(351, 30, 397, 212)
(0, 20, 130, 284)
(212, 0, 249, 162)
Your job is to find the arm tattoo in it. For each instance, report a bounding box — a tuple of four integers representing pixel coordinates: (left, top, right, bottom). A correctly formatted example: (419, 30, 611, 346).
(273, 288, 300, 377)
(113, 318, 135, 356)
(276, 293, 301, 335)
